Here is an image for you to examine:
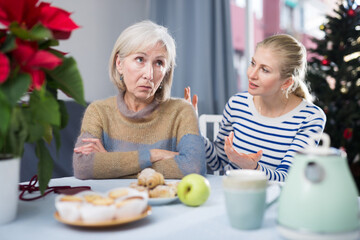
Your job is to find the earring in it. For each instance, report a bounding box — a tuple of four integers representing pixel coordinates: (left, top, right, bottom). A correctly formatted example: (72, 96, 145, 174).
(282, 88, 289, 99)
(159, 82, 163, 90)
(120, 74, 124, 81)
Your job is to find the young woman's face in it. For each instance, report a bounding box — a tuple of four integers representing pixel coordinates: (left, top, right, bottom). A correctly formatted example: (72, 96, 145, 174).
(116, 42, 168, 103)
(247, 47, 285, 98)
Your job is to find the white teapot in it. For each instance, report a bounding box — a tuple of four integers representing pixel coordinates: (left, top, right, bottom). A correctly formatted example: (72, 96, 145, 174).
(277, 133, 360, 240)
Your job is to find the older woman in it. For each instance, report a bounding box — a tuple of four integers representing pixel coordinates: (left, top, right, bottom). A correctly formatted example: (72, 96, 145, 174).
(73, 20, 206, 179)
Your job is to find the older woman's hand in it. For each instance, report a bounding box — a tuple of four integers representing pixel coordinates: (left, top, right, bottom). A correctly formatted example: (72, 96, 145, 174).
(74, 138, 107, 155)
(184, 86, 198, 115)
(150, 149, 179, 163)
(224, 132, 262, 170)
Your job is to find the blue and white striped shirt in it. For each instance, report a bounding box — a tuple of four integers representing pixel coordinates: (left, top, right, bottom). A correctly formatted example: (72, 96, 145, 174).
(205, 92, 326, 181)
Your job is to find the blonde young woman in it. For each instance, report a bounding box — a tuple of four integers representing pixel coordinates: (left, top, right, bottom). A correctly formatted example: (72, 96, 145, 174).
(185, 34, 326, 181)
(73, 20, 206, 179)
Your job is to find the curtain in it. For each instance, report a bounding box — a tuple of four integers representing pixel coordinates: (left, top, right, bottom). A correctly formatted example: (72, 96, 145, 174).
(149, 0, 237, 115)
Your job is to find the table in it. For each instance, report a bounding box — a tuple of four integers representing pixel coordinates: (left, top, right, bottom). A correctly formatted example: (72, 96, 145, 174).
(0, 175, 285, 240)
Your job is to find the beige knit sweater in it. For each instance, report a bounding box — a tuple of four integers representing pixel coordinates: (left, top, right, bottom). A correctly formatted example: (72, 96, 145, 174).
(73, 94, 206, 180)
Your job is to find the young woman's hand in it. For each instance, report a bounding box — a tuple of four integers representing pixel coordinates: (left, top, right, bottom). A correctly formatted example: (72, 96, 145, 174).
(74, 138, 107, 155)
(150, 149, 179, 163)
(184, 86, 198, 115)
(224, 132, 262, 170)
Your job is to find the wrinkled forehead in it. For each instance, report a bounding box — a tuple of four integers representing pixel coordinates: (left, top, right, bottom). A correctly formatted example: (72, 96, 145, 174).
(133, 41, 168, 58)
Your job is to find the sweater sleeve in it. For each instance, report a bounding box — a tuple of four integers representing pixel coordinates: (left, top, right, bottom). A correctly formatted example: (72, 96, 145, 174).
(72, 103, 151, 179)
(172, 103, 207, 176)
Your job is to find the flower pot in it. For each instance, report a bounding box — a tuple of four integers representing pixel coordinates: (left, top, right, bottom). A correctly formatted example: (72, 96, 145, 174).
(0, 155, 20, 224)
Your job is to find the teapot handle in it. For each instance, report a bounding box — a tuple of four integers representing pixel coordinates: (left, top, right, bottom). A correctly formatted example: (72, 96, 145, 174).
(308, 132, 330, 150)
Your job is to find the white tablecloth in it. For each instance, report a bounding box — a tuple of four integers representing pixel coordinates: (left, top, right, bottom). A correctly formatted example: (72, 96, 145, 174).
(0, 175, 285, 240)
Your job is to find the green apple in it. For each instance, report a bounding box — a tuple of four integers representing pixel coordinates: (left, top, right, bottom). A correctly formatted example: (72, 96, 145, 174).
(177, 174, 211, 207)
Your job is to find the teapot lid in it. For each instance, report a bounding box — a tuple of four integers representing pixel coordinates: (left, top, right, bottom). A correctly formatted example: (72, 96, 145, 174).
(299, 133, 346, 157)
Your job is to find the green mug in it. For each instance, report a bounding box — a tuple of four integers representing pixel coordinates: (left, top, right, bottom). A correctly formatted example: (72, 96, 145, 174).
(223, 169, 276, 230)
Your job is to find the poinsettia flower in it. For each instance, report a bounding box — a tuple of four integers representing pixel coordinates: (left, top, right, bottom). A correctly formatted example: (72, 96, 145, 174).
(39, 2, 79, 40)
(12, 40, 62, 89)
(0, 0, 79, 40)
(29, 69, 45, 90)
(0, 52, 10, 83)
(0, 0, 40, 29)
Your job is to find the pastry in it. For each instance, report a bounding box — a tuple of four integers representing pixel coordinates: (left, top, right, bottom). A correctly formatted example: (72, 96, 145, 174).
(129, 182, 149, 193)
(55, 195, 83, 222)
(108, 188, 129, 199)
(83, 193, 103, 203)
(80, 197, 116, 223)
(149, 185, 177, 198)
(115, 196, 147, 219)
(138, 168, 164, 189)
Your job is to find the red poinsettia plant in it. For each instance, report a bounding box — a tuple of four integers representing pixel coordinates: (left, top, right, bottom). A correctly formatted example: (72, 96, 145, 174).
(0, 0, 85, 193)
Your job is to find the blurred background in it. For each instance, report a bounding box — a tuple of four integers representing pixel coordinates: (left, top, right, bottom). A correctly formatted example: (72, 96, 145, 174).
(21, 0, 360, 188)
(47, 0, 339, 113)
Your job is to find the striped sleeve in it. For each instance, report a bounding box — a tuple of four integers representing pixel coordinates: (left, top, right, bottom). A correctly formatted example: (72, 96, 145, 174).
(204, 96, 238, 172)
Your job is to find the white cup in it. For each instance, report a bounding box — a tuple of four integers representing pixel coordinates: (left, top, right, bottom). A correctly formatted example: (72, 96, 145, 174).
(223, 169, 272, 230)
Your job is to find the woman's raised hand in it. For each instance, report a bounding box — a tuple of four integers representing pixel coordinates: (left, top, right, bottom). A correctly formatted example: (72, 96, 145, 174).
(74, 138, 107, 155)
(224, 132, 263, 170)
(184, 86, 198, 115)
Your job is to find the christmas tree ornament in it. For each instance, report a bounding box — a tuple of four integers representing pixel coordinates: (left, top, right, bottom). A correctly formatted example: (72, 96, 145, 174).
(327, 41, 333, 50)
(321, 58, 330, 66)
(343, 128, 353, 140)
(326, 76, 336, 90)
(340, 86, 349, 94)
(347, 9, 355, 17)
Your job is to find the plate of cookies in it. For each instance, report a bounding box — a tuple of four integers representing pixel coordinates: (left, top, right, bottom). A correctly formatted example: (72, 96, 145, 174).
(54, 188, 151, 227)
(130, 168, 179, 206)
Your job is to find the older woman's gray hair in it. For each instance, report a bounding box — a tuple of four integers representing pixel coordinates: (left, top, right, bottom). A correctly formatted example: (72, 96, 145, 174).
(109, 20, 176, 103)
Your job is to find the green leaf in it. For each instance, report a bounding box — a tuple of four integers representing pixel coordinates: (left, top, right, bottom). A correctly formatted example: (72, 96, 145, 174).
(46, 57, 86, 106)
(9, 22, 30, 40)
(1, 73, 31, 106)
(43, 124, 53, 144)
(0, 90, 11, 150)
(0, 34, 16, 53)
(6, 107, 28, 156)
(58, 100, 69, 129)
(9, 22, 53, 41)
(38, 39, 59, 49)
(25, 122, 44, 143)
(29, 24, 53, 40)
(35, 139, 54, 194)
(29, 90, 60, 126)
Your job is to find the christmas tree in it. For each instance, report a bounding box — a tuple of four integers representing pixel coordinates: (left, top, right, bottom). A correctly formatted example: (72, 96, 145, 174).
(307, 0, 360, 168)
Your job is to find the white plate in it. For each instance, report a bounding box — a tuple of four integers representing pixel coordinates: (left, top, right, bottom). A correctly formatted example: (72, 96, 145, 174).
(54, 206, 152, 227)
(148, 197, 179, 206)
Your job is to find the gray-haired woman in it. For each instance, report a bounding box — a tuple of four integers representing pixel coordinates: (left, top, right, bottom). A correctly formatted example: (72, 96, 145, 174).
(73, 20, 206, 179)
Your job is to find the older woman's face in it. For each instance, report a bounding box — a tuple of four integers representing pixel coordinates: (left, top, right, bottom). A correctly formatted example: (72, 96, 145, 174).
(116, 42, 168, 104)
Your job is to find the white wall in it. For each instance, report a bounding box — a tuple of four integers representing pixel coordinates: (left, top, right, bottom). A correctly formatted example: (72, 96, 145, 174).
(47, 0, 149, 102)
